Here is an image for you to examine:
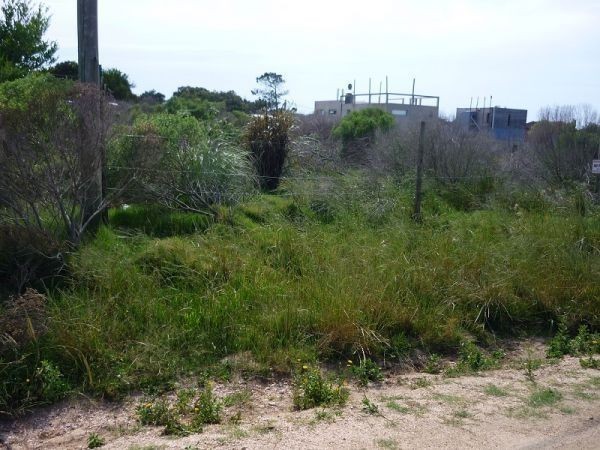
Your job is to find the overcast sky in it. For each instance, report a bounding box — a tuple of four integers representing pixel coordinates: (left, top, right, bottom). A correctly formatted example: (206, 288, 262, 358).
(44, 0, 600, 118)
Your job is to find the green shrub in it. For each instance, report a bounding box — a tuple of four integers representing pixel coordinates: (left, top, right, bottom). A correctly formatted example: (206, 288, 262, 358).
(0, 357, 70, 416)
(109, 113, 255, 211)
(191, 383, 222, 426)
(351, 358, 383, 385)
(424, 354, 443, 374)
(548, 320, 600, 358)
(332, 108, 394, 162)
(547, 317, 571, 358)
(446, 342, 503, 376)
(292, 367, 348, 410)
(87, 433, 105, 449)
(332, 108, 394, 143)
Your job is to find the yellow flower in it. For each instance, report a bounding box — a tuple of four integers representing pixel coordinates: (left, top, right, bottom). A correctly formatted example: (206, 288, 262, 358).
(347, 360, 353, 365)
(302, 365, 308, 370)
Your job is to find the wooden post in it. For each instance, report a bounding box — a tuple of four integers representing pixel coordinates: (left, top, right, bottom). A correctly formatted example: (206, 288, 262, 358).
(77, 0, 104, 227)
(78, 0, 99, 85)
(413, 121, 426, 222)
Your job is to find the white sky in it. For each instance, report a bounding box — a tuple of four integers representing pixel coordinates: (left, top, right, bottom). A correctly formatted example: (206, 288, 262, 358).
(44, 0, 600, 118)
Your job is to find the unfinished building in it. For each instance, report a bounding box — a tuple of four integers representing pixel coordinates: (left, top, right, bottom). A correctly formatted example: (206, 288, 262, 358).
(455, 106, 528, 142)
(314, 83, 440, 125)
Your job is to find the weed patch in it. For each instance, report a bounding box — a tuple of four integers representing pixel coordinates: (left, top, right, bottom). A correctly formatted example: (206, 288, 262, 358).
(528, 388, 562, 408)
(292, 367, 348, 410)
(350, 358, 383, 386)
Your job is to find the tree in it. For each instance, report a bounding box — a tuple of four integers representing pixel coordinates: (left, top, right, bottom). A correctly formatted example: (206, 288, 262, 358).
(102, 68, 135, 101)
(139, 89, 165, 104)
(48, 60, 78, 80)
(251, 72, 288, 112)
(48, 62, 136, 101)
(0, 0, 57, 82)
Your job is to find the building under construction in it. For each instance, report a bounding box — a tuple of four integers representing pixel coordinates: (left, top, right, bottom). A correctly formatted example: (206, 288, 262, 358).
(314, 81, 440, 124)
(455, 106, 528, 142)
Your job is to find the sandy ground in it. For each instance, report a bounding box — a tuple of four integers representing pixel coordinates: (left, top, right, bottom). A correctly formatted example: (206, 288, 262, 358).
(1, 344, 599, 450)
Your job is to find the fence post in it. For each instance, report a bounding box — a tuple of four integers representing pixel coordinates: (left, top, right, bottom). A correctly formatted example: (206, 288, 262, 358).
(412, 121, 426, 222)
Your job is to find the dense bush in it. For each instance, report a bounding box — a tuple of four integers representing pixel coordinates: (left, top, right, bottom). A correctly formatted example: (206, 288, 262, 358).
(108, 113, 255, 212)
(528, 121, 600, 185)
(0, 74, 112, 291)
(332, 108, 394, 143)
(332, 108, 394, 163)
(243, 110, 295, 190)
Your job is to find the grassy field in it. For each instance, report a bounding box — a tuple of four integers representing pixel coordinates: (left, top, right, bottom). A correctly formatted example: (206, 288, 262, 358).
(3, 174, 600, 411)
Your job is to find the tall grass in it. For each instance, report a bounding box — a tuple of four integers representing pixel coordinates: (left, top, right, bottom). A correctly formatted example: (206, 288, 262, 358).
(3, 174, 599, 412)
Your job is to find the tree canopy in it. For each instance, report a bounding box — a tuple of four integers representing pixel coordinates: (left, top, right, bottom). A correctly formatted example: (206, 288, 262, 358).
(0, 0, 57, 82)
(251, 72, 288, 112)
(332, 108, 395, 143)
(102, 68, 135, 101)
(48, 60, 78, 80)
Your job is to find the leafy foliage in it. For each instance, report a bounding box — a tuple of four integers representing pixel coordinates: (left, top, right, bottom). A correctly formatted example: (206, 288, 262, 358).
(48, 60, 78, 80)
(351, 358, 383, 386)
(165, 86, 261, 119)
(529, 121, 600, 184)
(139, 89, 165, 104)
(109, 113, 255, 212)
(0, 0, 57, 82)
(102, 68, 135, 101)
(293, 366, 348, 410)
(0, 74, 112, 246)
(332, 108, 394, 143)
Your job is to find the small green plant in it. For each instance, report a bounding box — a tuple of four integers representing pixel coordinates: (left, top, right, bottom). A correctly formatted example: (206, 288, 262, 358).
(458, 341, 500, 372)
(386, 400, 410, 414)
(175, 388, 196, 415)
(87, 433, 105, 449)
(547, 320, 600, 359)
(351, 358, 383, 386)
(523, 351, 542, 383)
(36, 360, 70, 403)
(580, 356, 600, 369)
(192, 383, 222, 426)
(362, 397, 379, 415)
(222, 389, 252, 408)
(136, 399, 171, 426)
(528, 388, 562, 408)
(547, 318, 570, 357)
(135, 398, 190, 436)
(410, 377, 432, 389)
(292, 366, 349, 410)
(312, 408, 341, 423)
(453, 409, 471, 419)
(424, 354, 443, 374)
(484, 384, 508, 397)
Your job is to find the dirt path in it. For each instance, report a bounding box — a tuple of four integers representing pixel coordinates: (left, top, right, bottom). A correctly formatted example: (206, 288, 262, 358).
(2, 348, 599, 450)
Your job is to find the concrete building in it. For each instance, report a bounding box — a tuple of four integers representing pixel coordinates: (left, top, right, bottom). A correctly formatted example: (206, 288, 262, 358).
(314, 91, 440, 125)
(456, 106, 528, 142)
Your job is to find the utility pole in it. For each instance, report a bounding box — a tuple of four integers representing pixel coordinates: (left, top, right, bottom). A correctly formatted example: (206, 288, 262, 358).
(412, 121, 426, 222)
(77, 0, 103, 228)
(78, 0, 100, 85)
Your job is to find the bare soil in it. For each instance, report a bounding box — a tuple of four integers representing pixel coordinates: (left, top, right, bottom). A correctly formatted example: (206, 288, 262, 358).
(2, 342, 599, 450)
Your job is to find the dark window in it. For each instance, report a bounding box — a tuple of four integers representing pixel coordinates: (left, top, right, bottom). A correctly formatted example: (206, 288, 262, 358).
(507, 114, 512, 127)
(328, 109, 337, 115)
